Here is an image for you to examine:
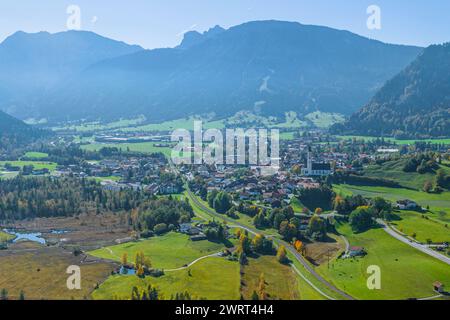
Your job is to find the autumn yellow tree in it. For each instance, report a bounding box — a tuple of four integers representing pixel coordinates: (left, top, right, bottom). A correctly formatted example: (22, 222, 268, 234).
(258, 273, 267, 300)
(135, 251, 145, 269)
(294, 240, 303, 253)
(121, 252, 128, 266)
(276, 245, 288, 264)
(315, 208, 323, 215)
(252, 234, 264, 252)
(136, 265, 145, 278)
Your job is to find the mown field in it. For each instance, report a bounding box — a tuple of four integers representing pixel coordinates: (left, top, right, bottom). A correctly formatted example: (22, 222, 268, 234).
(0, 161, 57, 172)
(88, 232, 225, 270)
(81, 142, 173, 158)
(111, 116, 225, 133)
(52, 116, 147, 132)
(337, 136, 450, 145)
(22, 152, 49, 159)
(0, 230, 15, 242)
(92, 257, 241, 300)
(305, 111, 345, 129)
(318, 223, 450, 300)
(390, 211, 450, 244)
(0, 243, 115, 300)
(333, 184, 450, 224)
(241, 256, 300, 300)
(363, 158, 450, 190)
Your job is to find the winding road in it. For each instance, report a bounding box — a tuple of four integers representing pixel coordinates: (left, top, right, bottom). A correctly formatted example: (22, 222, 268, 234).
(377, 219, 450, 265)
(186, 188, 355, 300)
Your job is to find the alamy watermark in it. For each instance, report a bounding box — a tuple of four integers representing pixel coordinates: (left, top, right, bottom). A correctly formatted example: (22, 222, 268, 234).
(66, 5, 81, 30)
(367, 5, 382, 30)
(66, 265, 81, 290)
(367, 265, 381, 290)
(171, 121, 280, 175)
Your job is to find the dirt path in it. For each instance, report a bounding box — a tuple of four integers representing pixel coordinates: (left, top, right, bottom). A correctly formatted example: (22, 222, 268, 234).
(164, 252, 222, 272)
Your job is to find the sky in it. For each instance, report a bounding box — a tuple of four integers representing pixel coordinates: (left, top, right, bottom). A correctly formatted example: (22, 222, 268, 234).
(0, 0, 449, 49)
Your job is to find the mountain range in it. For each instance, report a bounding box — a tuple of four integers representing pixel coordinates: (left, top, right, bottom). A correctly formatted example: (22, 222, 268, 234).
(0, 30, 143, 118)
(333, 43, 450, 138)
(0, 20, 423, 124)
(0, 110, 45, 147)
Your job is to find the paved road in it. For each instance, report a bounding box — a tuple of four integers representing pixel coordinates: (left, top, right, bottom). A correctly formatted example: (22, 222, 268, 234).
(186, 188, 355, 300)
(278, 237, 354, 300)
(377, 219, 450, 265)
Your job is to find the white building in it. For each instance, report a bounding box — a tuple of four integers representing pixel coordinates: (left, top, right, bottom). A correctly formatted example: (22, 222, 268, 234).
(301, 152, 332, 176)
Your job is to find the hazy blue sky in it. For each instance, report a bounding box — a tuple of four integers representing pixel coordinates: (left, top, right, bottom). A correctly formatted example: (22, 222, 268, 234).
(0, 0, 449, 49)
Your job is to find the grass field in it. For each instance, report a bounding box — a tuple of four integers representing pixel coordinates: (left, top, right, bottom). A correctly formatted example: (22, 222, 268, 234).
(333, 184, 450, 224)
(22, 152, 49, 159)
(0, 161, 58, 172)
(0, 245, 115, 300)
(119, 116, 225, 132)
(364, 158, 450, 190)
(241, 256, 300, 300)
(317, 223, 450, 300)
(390, 211, 450, 243)
(81, 142, 173, 158)
(305, 112, 345, 129)
(53, 116, 147, 132)
(0, 230, 15, 242)
(88, 232, 225, 270)
(279, 131, 296, 140)
(290, 197, 305, 213)
(91, 176, 122, 182)
(338, 135, 450, 145)
(92, 257, 241, 300)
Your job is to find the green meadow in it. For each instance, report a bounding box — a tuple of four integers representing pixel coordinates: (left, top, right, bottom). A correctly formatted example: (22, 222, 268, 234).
(119, 116, 225, 132)
(52, 116, 147, 132)
(0, 230, 15, 242)
(318, 223, 450, 300)
(338, 135, 450, 145)
(333, 184, 450, 224)
(88, 232, 224, 270)
(81, 142, 173, 158)
(22, 152, 49, 159)
(305, 111, 345, 129)
(241, 256, 300, 300)
(92, 257, 241, 300)
(391, 211, 450, 243)
(364, 159, 450, 190)
(0, 161, 58, 171)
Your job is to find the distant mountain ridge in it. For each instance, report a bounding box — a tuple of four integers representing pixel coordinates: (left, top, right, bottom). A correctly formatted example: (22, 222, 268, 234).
(0, 110, 46, 147)
(0, 30, 143, 118)
(333, 43, 450, 138)
(0, 21, 422, 123)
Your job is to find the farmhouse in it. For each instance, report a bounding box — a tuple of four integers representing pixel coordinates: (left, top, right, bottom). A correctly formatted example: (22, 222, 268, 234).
(396, 200, 420, 210)
(348, 246, 366, 257)
(179, 223, 200, 235)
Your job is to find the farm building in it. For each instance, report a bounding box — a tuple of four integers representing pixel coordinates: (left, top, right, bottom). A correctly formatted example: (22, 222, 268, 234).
(348, 246, 366, 257)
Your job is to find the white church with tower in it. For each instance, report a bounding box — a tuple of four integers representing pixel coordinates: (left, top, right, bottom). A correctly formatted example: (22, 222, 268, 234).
(301, 150, 332, 176)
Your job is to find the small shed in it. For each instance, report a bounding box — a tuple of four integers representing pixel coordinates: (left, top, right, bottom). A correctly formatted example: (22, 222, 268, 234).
(433, 281, 445, 293)
(348, 246, 366, 257)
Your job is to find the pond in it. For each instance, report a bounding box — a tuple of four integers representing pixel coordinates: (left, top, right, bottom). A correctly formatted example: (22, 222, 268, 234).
(3, 229, 46, 244)
(119, 266, 136, 275)
(50, 230, 69, 235)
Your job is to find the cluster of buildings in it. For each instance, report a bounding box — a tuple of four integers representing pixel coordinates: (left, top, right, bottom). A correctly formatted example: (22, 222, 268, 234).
(55, 155, 181, 195)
